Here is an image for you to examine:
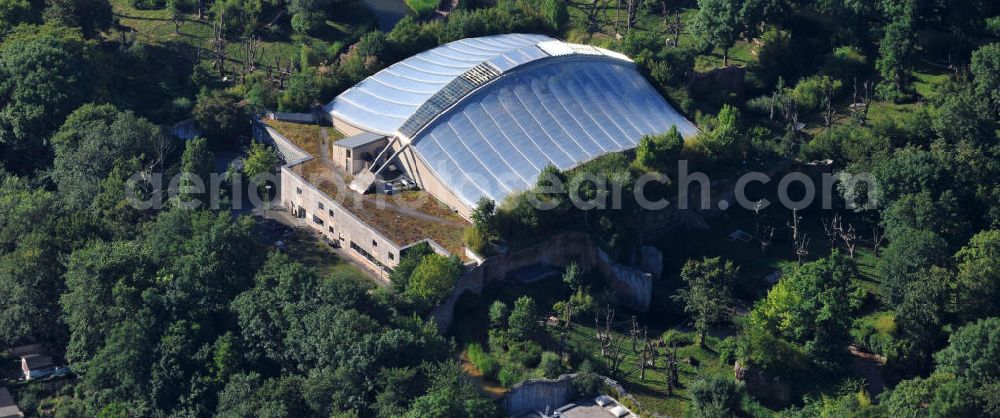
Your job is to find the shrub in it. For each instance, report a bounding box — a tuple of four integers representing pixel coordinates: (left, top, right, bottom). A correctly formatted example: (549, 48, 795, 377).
(822, 46, 868, 82)
(572, 360, 601, 397)
(688, 376, 746, 417)
(488, 328, 510, 354)
(131, 0, 166, 9)
(662, 329, 695, 347)
(508, 340, 542, 368)
(467, 343, 498, 378)
(405, 0, 438, 17)
(744, 95, 773, 116)
(718, 336, 738, 364)
(539, 351, 562, 378)
(464, 224, 489, 255)
(498, 363, 526, 387)
(404, 253, 462, 309)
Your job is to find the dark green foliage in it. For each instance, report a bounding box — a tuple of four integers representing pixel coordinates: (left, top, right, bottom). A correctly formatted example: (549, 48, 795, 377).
(401, 362, 501, 418)
(691, 0, 766, 66)
(0, 28, 88, 173)
(278, 69, 321, 112)
(289, 0, 332, 35)
(954, 230, 1000, 320)
(687, 376, 746, 418)
(405, 253, 462, 308)
(43, 0, 112, 37)
(971, 43, 1000, 115)
(933, 317, 1000, 383)
(508, 296, 538, 341)
(179, 136, 215, 205)
(51, 104, 171, 210)
(130, 0, 165, 10)
(820, 45, 868, 82)
(878, 373, 987, 417)
(540, 0, 567, 31)
(0, 172, 63, 348)
(876, 2, 916, 101)
(878, 228, 948, 305)
(748, 253, 859, 370)
(931, 85, 996, 147)
(488, 301, 508, 328)
(211, 0, 261, 36)
(193, 90, 250, 148)
(673, 257, 738, 346)
(894, 266, 952, 368)
(636, 126, 684, 171)
(0, 0, 37, 36)
(389, 241, 433, 293)
(539, 351, 562, 378)
(242, 140, 279, 189)
(694, 104, 745, 163)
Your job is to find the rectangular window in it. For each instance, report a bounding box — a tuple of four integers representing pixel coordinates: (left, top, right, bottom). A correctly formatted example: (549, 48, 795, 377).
(328, 210, 334, 217)
(388, 253, 395, 260)
(346, 150, 352, 158)
(328, 226, 335, 234)
(296, 187, 303, 194)
(318, 202, 324, 210)
(372, 240, 378, 247)
(312, 215, 324, 226)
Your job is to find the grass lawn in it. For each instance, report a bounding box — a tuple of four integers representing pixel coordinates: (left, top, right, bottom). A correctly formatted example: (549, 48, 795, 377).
(450, 276, 736, 416)
(405, 0, 438, 16)
(557, 323, 733, 417)
(110, 0, 376, 75)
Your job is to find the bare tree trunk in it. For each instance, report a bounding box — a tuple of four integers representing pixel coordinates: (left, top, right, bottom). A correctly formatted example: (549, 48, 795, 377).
(872, 224, 885, 257)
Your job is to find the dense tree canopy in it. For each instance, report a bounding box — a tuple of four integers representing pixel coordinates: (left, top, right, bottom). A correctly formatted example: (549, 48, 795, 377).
(0, 27, 88, 172)
(748, 253, 859, 369)
(52, 104, 170, 210)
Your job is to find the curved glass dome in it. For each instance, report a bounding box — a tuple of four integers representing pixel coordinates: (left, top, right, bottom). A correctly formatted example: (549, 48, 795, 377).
(410, 56, 697, 207)
(326, 34, 697, 209)
(326, 34, 554, 135)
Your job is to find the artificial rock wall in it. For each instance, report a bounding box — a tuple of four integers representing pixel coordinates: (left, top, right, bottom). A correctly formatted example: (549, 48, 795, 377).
(431, 232, 661, 331)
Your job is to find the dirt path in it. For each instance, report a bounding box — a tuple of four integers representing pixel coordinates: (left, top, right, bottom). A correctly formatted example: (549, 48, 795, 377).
(460, 351, 508, 400)
(849, 346, 886, 397)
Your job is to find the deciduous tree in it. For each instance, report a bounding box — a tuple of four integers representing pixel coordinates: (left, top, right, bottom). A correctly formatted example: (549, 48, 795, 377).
(673, 257, 737, 347)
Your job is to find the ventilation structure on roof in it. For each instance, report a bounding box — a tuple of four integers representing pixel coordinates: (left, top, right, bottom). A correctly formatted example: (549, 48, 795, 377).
(397, 62, 501, 140)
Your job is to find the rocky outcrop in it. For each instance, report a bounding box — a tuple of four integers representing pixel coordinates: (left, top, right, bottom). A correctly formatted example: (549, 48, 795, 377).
(432, 232, 660, 330)
(595, 248, 653, 312)
(640, 246, 664, 280)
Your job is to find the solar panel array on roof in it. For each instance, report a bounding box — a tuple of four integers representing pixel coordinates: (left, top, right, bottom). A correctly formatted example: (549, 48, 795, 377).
(326, 34, 553, 135)
(410, 55, 698, 208)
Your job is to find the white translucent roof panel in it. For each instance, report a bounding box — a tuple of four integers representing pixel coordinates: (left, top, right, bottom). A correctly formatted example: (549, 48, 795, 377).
(412, 57, 698, 208)
(326, 34, 553, 135)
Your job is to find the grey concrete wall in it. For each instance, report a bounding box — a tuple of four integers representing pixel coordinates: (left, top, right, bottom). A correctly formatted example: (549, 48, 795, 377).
(281, 166, 403, 271)
(270, 112, 317, 124)
(503, 374, 576, 417)
(253, 122, 311, 165)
